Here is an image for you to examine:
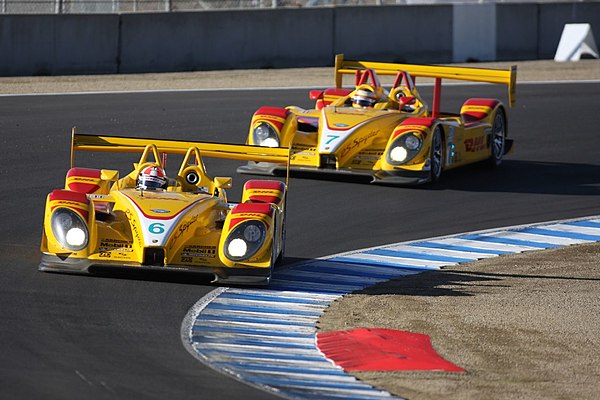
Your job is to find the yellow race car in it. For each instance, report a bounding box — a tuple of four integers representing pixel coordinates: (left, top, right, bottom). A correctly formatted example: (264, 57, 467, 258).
(239, 54, 517, 185)
(40, 130, 290, 285)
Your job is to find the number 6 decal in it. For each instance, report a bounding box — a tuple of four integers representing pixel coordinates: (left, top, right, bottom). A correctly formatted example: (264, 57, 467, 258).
(149, 222, 165, 234)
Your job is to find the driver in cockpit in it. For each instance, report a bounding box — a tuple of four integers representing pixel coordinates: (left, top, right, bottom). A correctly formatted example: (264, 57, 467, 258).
(351, 88, 378, 109)
(136, 165, 168, 191)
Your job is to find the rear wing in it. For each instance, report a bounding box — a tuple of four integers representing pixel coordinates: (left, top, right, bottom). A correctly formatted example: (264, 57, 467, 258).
(334, 53, 517, 108)
(71, 130, 289, 166)
(70, 129, 291, 184)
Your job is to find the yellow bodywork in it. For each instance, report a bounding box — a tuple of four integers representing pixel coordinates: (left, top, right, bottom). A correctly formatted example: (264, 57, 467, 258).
(240, 54, 516, 185)
(40, 131, 290, 285)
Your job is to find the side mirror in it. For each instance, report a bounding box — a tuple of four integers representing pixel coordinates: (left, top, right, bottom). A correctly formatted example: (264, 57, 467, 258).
(309, 90, 324, 100)
(398, 96, 416, 106)
(213, 177, 232, 189)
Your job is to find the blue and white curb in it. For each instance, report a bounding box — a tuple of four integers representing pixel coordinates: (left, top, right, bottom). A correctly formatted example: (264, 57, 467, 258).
(182, 215, 600, 400)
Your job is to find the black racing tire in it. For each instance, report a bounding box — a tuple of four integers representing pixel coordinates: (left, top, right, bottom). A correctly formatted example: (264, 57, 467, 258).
(488, 107, 507, 168)
(276, 218, 286, 265)
(430, 126, 444, 183)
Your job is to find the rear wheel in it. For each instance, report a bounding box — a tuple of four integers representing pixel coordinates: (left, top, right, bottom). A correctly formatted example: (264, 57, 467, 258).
(489, 108, 506, 167)
(430, 126, 444, 182)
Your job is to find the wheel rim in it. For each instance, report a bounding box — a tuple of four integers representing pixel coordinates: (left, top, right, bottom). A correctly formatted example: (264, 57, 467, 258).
(431, 129, 443, 179)
(492, 112, 505, 161)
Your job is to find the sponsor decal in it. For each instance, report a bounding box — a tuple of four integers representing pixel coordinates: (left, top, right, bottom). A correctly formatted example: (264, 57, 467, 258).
(334, 123, 349, 127)
(99, 238, 133, 252)
(151, 209, 171, 214)
(168, 214, 200, 250)
(126, 209, 143, 248)
(182, 245, 217, 258)
(340, 130, 379, 158)
(465, 136, 486, 152)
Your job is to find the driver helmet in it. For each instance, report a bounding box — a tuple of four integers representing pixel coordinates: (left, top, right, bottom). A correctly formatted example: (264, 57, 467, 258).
(137, 165, 168, 191)
(351, 88, 377, 108)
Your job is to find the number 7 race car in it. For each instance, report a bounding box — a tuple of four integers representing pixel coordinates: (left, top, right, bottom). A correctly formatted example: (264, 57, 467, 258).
(238, 54, 517, 185)
(40, 130, 290, 285)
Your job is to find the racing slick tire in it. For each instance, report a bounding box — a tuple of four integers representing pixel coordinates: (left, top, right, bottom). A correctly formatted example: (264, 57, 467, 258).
(488, 107, 507, 168)
(430, 126, 444, 183)
(276, 211, 286, 264)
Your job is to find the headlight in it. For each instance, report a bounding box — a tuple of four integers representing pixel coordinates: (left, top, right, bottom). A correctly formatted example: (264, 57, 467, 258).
(386, 132, 422, 165)
(223, 220, 267, 261)
(51, 208, 89, 251)
(404, 134, 421, 150)
(252, 122, 280, 148)
(389, 146, 408, 162)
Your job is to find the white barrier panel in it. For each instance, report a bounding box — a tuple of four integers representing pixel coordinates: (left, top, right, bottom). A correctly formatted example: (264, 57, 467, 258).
(554, 23, 599, 62)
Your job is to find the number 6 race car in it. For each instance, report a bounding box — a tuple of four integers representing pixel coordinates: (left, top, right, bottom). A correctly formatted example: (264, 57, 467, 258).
(40, 130, 290, 285)
(238, 54, 517, 185)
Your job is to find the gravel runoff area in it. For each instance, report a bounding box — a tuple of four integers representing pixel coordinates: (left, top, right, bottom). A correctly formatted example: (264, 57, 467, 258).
(0, 60, 598, 94)
(4, 59, 599, 399)
(318, 242, 600, 400)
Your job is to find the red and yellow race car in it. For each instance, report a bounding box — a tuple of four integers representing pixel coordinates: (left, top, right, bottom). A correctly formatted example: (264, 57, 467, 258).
(40, 130, 290, 285)
(238, 54, 516, 185)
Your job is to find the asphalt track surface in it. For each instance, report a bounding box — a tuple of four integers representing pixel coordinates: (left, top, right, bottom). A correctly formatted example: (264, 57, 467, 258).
(1, 82, 599, 400)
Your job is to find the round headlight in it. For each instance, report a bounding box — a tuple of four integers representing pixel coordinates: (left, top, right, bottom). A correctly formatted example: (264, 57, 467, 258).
(252, 122, 280, 148)
(262, 138, 279, 148)
(254, 124, 271, 140)
(390, 146, 408, 162)
(386, 132, 423, 165)
(405, 135, 421, 150)
(244, 224, 262, 242)
(66, 227, 87, 247)
(51, 208, 89, 251)
(227, 238, 248, 258)
(224, 220, 267, 261)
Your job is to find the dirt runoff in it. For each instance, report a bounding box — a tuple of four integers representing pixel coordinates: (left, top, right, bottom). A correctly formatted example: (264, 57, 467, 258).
(317, 242, 600, 400)
(0, 60, 599, 94)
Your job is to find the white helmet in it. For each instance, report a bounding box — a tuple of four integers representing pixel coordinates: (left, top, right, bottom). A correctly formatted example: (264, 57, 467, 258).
(137, 165, 168, 190)
(352, 88, 377, 108)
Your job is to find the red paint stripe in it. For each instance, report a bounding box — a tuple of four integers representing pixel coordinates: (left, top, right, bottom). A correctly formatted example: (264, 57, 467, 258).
(67, 183, 101, 193)
(50, 189, 89, 204)
(49, 190, 90, 220)
(244, 180, 285, 191)
(317, 328, 464, 372)
(463, 98, 499, 108)
(400, 118, 435, 128)
(67, 168, 101, 179)
(245, 195, 281, 204)
(231, 202, 273, 215)
(228, 203, 273, 230)
(255, 106, 289, 120)
(324, 88, 352, 97)
(461, 99, 500, 121)
(391, 118, 434, 139)
(66, 168, 103, 193)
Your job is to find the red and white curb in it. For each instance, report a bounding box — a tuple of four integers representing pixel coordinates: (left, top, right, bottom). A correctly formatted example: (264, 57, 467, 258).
(182, 215, 600, 400)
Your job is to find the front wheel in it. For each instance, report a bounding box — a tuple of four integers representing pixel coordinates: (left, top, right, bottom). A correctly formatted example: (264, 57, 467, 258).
(430, 126, 444, 182)
(488, 108, 506, 167)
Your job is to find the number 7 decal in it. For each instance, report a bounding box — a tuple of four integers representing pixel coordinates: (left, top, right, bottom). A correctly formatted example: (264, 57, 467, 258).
(325, 135, 340, 145)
